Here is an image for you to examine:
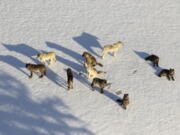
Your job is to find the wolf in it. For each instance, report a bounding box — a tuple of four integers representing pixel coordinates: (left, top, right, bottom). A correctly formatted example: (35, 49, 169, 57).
(158, 68, 175, 81)
(145, 54, 159, 67)
(25, 63, 46, 78)
(91, 78, 108, 93)
(66, 68, 73, 90)
(36, 52, 56, 64)
(84, 62, 106, 79)
(101, 41, 123, 59)
(116, 94, 130, 110)
(82, 51, 103, 67)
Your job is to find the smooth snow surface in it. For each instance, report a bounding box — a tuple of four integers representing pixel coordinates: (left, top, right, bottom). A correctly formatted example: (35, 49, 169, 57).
(0, 0, 180, 135)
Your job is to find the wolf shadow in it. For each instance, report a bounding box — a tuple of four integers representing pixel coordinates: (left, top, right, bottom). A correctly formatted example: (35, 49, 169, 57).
(92, 86, 126, 109)
(0, 71, 94, 135)
(134, 50, 162, 76)
(73, 32, 102, 57)
(2, 43, 40, 64)
(46, 66, 67, 89)
(0, 55, 28, 76)
(45, 41, 83, 64)
(43, 45, 90, 89)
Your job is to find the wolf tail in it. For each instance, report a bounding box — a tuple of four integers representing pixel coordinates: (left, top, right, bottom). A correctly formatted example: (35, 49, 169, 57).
(97, 62, 103, 67)
(97, 71, 106, 75)
(116, 99, 123, 105)
(145, 56, 149, 61)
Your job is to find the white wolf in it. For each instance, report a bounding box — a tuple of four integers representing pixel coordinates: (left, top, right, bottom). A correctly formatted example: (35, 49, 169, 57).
(36, 52, 56, 64)
(101, 41, 123, 59)
(84, 62, 106, 79)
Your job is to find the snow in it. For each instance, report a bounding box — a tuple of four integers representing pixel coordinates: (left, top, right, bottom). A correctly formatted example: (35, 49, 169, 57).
(0, 0, 180, 135)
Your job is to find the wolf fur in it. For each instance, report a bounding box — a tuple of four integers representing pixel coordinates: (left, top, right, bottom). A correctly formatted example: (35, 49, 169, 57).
(116, 94, 130, 110)
(145, 54, 159, 67)
(37, 52, 56, 64)
(25, 63, 46, 78)
(82, 51, 103, 67)
(66, 68, 73, 90)
(101, 41, 123, 59)
(158, 68, 175, 81)
(84, 62, 106, 79)
(91, 78, 108, 93)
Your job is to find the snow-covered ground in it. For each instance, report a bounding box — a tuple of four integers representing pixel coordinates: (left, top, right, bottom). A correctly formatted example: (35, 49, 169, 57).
(0, 0, 180, 135)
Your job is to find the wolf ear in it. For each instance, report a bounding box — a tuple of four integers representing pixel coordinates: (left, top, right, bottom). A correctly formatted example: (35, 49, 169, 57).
(124, 94, 129, 97)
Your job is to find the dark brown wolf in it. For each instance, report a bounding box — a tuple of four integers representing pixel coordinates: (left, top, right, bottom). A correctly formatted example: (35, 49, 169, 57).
(91, 78, 108, 93)
(25, 63, 46, 78)
(116, 94, 130, 110)
(158, 68, 175, 81)
(145, 54, 159, 67)
(82, 52, 103, 67)
(67, 68, 73, 90)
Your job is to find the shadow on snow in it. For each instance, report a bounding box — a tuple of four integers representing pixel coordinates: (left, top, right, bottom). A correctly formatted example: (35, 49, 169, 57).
(0, 71, 94, 135)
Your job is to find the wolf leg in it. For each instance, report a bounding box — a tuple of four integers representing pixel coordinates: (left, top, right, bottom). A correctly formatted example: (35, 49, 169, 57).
(29, 72, 33, 78)
(100, 88, 104, 94)
(167, 76, 171, 81)
(122, 104, 127, 110)
(112, 51, 116, 57)
(39, 72, 44, 78)
(44, 71, 46, 76)
(70, 81, 73, 89)
(101, 50, 106, 59)
(87, 73, 92, 79)
(53, 56, 56, 62)
(67, 85, 70, 90)
(91, 82, 95, 91)
(155, 61, 159, 67)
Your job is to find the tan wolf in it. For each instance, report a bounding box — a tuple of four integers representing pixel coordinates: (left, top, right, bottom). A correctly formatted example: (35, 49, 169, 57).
(101, 41, 123, 59)
(36, 52, 56, 64)
(82, 51, 103, 67)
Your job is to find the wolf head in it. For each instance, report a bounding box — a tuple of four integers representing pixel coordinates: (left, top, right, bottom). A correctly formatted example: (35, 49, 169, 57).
(36, 53, 41, 58)
(117, 41, 123, 45)
(124, 94, 129, 99)
(169, 68, 175, 75)
(67, 68, 72, 74)
(103, 80, 108, 86)
(82, 52, 88, 57)
(25, 63, 30, 68)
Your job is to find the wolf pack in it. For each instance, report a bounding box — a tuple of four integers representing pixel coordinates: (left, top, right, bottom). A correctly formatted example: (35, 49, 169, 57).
(25, 41, 175, 110)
